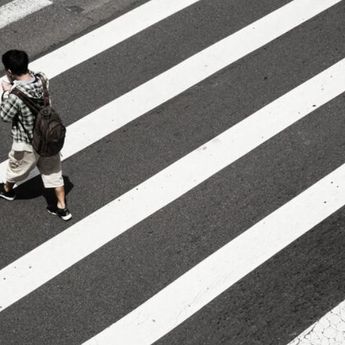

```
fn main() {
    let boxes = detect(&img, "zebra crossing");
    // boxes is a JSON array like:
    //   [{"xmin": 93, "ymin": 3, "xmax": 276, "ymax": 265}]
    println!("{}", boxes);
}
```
[
  {"xmin": 1, "ymin": 56, "xmax": 345, "ymax": 312},
  {"xmin": 0, "ymin": 0, "xmax": 345, "ymax": 344}
]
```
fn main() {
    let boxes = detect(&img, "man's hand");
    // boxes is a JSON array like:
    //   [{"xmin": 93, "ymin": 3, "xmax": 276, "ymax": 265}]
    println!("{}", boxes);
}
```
[{"xmin": 1, "ymin": 81, "xmax": 11, "ymax": 91}]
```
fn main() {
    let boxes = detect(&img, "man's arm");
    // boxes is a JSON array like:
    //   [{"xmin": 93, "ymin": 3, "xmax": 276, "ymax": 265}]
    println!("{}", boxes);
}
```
[{"xmin": 0, "ymin": 93, "xmax": 20, "ymax": 122}]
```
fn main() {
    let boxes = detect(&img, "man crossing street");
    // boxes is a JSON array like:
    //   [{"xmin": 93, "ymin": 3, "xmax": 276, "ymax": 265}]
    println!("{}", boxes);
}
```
[{"xmin": 0, "ymin": 49, "xmax": 72, "ymax": 221}]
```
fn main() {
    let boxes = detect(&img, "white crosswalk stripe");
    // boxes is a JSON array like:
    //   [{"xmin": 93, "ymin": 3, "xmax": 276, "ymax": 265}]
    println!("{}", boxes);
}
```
[{"xmin": 0, "ymin": 0, "xmax": 344, "ymax": 344}]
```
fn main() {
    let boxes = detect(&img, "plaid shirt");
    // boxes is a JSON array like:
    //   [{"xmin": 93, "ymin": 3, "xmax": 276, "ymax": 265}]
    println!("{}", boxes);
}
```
[{"xmin": 0, "ymin": 72, "xmax": 48, "ymax": 145}]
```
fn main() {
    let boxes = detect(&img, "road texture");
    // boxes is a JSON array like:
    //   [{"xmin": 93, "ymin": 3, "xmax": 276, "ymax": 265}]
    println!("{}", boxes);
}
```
[{"xmin": 0, "ymin": 0, "xmax": 345, "ymax": 344}]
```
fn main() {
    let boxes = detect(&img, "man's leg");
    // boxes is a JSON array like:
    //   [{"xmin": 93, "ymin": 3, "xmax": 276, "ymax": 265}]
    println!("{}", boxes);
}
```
[
  {"xmin": 0, "ymin": 150, "xmax": 37, "ymax": 201},
  {"xmin": 55, "ymin": 185, "xmax": 66, "ymax": 209},
  {"xmin": 38, "ymin": 154, "xmax": 72, "ymax": 221},
  {"xmin": 4, "ymin": 182, "xmax": 15, "ymax": 192},
  {"xmin": 0, "ymin": 181, "xmax": 16, "ymax": 200},
  {"xmin": 6, "ymin": 150, "xmax": 37, "ymax": 183},
  {"xmin": 50, "ymin": 184, "xmax": 71, "ymax": 221}
]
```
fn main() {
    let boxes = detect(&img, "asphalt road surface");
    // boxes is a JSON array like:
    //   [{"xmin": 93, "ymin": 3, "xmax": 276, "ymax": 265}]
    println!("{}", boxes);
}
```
[{"xmin": 0, "ymin": 0, "xmax": 345, "ymax": 344}]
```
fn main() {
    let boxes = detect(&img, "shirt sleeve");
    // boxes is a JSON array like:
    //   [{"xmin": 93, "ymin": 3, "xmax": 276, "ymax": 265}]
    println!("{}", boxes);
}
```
[{"xmin": 0, "ymin": 93, "xmax": 20, "ymax": 122}]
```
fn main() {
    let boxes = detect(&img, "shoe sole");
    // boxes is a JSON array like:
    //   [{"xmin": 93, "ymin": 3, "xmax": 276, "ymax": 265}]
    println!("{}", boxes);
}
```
[
  {"xmin": 60, "ymin": 213, "xmax": 72, "ymax": 221},
  {"xmin": 47, "ymin": 209, "xmax": 57, "ymax": 216},
  {"xmin": 0, "ymin": 194, "xmax": 16, "ymax": 201}
]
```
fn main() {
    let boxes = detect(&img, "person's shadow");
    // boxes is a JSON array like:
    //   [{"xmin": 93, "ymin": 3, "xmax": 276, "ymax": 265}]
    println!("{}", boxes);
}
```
[{"xmin": 15, "ymin": 175, "xmax": 73, "ymax": 207}]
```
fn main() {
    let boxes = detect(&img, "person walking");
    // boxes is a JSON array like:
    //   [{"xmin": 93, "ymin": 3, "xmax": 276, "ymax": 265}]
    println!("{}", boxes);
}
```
[{"xmin": 0, "ymin": 49, "xmax": 72, "ymax": 221}]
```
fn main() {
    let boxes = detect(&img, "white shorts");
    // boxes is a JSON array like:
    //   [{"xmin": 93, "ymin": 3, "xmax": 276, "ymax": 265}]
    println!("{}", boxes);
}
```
[{"xmin": 6, "ymin": 149, "xmax": 64, "ymax": 188}]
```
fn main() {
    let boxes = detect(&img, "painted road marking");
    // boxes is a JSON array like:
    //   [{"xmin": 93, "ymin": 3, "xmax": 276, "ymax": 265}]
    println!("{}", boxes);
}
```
[
  {"xmin": 29, "ymin": 0, "xmax": 202, "ymax": 78},
  {"xmin": 0, "ymin": 0, "xmax": 201, "ymax": 80},
  {"xmin": 0, "ymin": 56, "xmax": 344, "ymax": 312},
  {"xmin": 0, "ymin": 0, "xmax": 340, "ymax": 183},
  {"xmin": 0, "ymin": 0, "xmax": 52, "ymax": 29},
  {"xmin": 287, "ymin": 300, "xmax": 345, "ymax": 345},
  {"xmin": 82, "ymin": 165, "xmax": 345, "ymax": 345}
]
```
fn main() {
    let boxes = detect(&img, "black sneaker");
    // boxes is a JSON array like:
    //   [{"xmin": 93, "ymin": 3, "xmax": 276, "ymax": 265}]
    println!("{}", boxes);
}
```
[
  {"xmin": 0, "ymin": 184, "xmax": 16, "ymax": 201},
  {"xmin": 47, "ymin": 206, "xmax": 72, "ymax": 221}
]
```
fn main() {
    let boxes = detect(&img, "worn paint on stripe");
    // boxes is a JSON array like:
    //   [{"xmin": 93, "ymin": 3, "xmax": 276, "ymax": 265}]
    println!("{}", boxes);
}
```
[
  {"xmin": 0, "ymin": 0, "xmax": 341, "ymax": 183},
  {"xmin": 287, "ymin": 300, "xmax": 345, "ymax": 345},
  {"xmin": 0, "ymin": 55, "xmax": 344, "ymax": 312},
  {"xmin": 83, "ymin": 165, "xmax": 345, "ymax": 345},
  {"xmin": 0, "ymin": 0, "xmax": 52, "ymax": 29}
]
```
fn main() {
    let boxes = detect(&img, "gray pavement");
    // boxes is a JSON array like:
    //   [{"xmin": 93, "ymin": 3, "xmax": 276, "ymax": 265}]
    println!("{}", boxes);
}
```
[
  {"xmin": 0, "ymin": 0, "xmax": 147, "ymax": 61},
  {"xmin": 0, "ymin": 0, "xmax": 345, "ymax": 344}
]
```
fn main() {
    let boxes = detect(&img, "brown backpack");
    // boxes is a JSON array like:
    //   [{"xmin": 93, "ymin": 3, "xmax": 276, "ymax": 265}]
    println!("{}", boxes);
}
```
[{"xmin": 11, "ymin": 75, "xmax": 66, "ymax": 157}]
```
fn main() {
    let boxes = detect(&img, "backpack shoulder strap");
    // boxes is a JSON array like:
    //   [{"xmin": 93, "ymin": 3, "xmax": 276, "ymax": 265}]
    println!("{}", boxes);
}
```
[{"xmin": 11, "ymin": 88, "xmax": 41, "ymax": 114}]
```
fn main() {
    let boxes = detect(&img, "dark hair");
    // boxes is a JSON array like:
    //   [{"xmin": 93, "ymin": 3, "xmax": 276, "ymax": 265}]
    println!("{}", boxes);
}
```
[{"xmin": 2, "ymin": 50, "xmax": 29, "ymax": 75}]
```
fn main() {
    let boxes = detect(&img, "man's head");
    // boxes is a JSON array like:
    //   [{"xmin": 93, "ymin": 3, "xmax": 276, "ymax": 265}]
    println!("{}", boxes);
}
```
[{"xmin": 2, "ymin": 50, "xmax": 29, "ymax": 79}]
